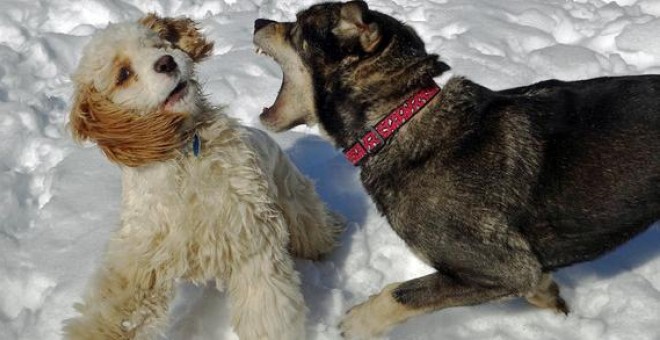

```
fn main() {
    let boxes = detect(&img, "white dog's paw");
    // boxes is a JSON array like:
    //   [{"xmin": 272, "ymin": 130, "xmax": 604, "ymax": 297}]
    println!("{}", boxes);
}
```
[{"xmin": 321, "ymin": 210, "xmax": 347, "ymax": 251}]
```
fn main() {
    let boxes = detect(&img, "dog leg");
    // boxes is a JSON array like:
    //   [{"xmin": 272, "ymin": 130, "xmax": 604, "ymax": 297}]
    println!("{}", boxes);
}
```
[
  {"xmin": 525, "ymin": 273, "xmax": 569, "ymax": 315},
  {"xmin": 63, "ymin": 256, "xmax": 175, "ymax": 340},
  {"xmin": 339, "ymin": 272, "xmax": 519, "ymax": 339},
  {"xmin": 340, "ymin": 214, "xmax": 551, "ymax": 339},
  {"xmin": 227, "ymin": 247, "xmax": 306, "ymax": 340},
  {"xmin": 272, "ymin": 148, "xmax": 343, "ymax": 260}
]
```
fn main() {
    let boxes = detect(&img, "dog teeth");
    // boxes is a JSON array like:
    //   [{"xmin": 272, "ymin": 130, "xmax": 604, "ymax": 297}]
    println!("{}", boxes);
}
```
[{"xmin": 254, "ymin": 47, "xmax": 272, "ymax": 57}]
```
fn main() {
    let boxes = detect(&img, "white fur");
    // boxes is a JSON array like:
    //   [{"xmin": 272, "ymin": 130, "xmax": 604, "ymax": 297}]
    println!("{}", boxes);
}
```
[{"xmin": 64, "ymin": 21, "xmax": 342, "ymax": 340}]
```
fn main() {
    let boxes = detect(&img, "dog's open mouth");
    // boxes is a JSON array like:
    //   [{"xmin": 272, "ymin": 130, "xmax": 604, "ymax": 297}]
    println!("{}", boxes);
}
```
[
  {"xmin": 164, "ymin": 81, "xmax": 188, "ymax": 108},
  {"xmin": 254, "ymin": 47, "xmax": 279, "ymax": 120},
  {"xmin": 253, "ymin": 45, "xmax": 305, "ymax": 131},
  {"xmin": 253, "ymin": 27, "xmax": 316, "ymax": 131}
]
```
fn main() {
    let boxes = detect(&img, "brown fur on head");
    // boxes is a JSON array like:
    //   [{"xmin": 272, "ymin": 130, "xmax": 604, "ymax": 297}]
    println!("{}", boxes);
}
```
[
  {"xmin": 69, "ymin": 20, "xmax": 209, "ymax": 167},
  {"xmin": 70, "ymin": 84, "xmax": 190, "ymax": 167},
  {"xmin": 139, "ymin": 13, "xmax": 214, "ymax": 62}
]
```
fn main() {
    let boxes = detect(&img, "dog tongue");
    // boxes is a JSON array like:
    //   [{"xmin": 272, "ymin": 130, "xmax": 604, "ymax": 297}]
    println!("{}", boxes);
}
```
[
  {"xmin": 260, "ymin": 79, "xmax": 287, "ymax": 122},
  {"xmin": 165, "ymin": 83, "xmax": 187, "ymax": 109}
]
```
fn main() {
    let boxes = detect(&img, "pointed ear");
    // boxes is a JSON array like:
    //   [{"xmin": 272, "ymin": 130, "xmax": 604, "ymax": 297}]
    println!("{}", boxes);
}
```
[
  {"xmin": 332, "ymin": 1, "xmax": 381, "ymax": 52},
  {"xmin": 429, "ymin": 55, "xmax": 451, "ymax": 76},
  {"xmin": 139, "ymin": 13, "xmax": 214, "ymax": 62},
  {"xmin": 392, "ymin": 55, "xmax": 451, "ymax": 88}
]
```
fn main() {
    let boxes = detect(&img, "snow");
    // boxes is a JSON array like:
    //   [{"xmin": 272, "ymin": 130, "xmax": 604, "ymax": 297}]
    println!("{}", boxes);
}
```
[{"xmin": 0, "ymin": 0, "xmax": 658, "ymax": 339}]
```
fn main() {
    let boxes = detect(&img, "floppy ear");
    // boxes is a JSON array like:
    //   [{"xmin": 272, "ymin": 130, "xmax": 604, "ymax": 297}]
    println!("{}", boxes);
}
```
[
  {"xmin": 332, "ymin": 0, "xmax": 381, "ymax": 52},
  {"xmin": 139, "ymin": 13, "xmax": 214, "ymax": 62},
  {"xmin": 68, "ymin": 84, "xmax": 188, "ymax": 167},
  {"xmin": 68, "ymin": 84, "xmax": 96, "ymax": 143}
]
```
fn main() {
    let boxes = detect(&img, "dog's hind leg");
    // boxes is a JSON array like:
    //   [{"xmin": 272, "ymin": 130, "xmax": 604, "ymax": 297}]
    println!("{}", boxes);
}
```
[
  {"xmin": 227, "ymin": 247, "xmax": 306, "ymax": 340},
  {"xmin": 525, "ymin": 272, "xmax": 569, "ymax": 314},
  {"xmin": 272, "ymin": 147, "xmax": 343, "ymax": 260}
]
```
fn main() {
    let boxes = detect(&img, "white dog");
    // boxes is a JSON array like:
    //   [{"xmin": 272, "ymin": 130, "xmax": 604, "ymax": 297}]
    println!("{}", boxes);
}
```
[{"xmin": 64, "ymin": 15, "xmax": 342, "ymax": 340}]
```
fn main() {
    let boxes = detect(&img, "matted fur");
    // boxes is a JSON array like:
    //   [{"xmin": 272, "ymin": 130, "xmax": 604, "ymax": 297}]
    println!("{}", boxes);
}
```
[{"xmin": 63, "ymin": 15, "xmax": 343, "ymax": 340}]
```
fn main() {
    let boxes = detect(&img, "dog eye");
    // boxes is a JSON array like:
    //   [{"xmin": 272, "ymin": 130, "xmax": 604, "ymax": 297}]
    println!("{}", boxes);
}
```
[{"xmin": 116, "ymin": 67, "xmax": 132, "ymax": 85}]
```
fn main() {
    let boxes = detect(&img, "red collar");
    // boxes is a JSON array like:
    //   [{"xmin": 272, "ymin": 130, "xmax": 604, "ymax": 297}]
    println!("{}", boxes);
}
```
[{"xmin": 343, "ymin": 84, "xmax": 441, "ymax": 166}]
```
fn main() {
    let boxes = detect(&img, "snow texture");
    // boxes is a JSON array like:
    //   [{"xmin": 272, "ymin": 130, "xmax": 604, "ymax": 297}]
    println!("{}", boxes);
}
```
[{"xmin": 0, "ymin": 0, "xmax": 659, "ymax": 339}]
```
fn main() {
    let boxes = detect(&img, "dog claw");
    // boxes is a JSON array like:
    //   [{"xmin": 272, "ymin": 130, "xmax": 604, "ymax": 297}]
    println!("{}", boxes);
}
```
[{"xmin": 557, "ymin": 298, "xmax": 570, "ymax": 316}]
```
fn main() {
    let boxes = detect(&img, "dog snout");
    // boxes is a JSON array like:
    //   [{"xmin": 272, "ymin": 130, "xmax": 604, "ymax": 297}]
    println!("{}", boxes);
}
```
[
  {"xmin": 154, "ymin": 55, "xmax": 178, "ymax": 74},
  {"xmin": 254, "ymin": 19, "xmax": 275, "ymax": 33}
]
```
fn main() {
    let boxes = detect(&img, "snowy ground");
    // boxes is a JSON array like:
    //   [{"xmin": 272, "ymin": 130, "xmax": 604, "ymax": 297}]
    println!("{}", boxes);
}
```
[{"xmin": 1, "ymin": 0, "xmax": 659, "ymax": 339}]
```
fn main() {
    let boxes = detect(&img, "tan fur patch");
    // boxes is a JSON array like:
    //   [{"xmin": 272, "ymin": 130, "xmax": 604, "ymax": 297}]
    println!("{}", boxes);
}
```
[
  {"xmin": 139, "ymin": 13, "xmax": 214, "ymax": 61},
  {"xmin": 341, "ymin": 282, "xmax": 428, "ymax": 339},
  {"xmin": 525, "ymin": 273, "xmax": 569, "ymax": 315},
  {"xmin": 69, "ymin": 84, "xmax": 190, "ymax": 167},
  {"xmin": 110, "ymin": 55, "xmax": 137, "ymax": 90}
]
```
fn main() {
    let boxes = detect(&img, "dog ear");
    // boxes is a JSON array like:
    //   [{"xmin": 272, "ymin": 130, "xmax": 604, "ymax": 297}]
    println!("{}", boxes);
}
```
[
  {"xmin": 68, "ymin": 84, "xmax": 120, "ymax": 143},
  {"xmin": 429, "ymin": 54, "xmax": 451, "ymax": 76},
  {"xmin": 392, "ymin": 54, "xmax": 451, "ymax": 88},
  {"xmin": 68, "ymin": 84, "xmax": 96, "ymax": 143},
  {"xmin": 332, "ymin": 0, "xmax": 381, "ymax": 53},
  {"xmin": 68, "ymin": 83, "xmax": 188, "ymax": 167},
  {"xmin": 139, "ymin": 13, "xmax": 214, "ymax": 62}
]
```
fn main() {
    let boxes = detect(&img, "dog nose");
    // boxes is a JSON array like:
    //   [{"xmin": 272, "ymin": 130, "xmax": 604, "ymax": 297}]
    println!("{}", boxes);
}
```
[
  {"xmin": 254, "ymin": 19, "xmax": 275, "ymax": 33},
  {"xmin": 154, "ymin": 55, "xmax": 177, "ymax": 74}
]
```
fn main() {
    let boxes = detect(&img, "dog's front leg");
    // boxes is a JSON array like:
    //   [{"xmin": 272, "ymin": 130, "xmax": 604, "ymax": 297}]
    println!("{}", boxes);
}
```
[
  {"xmin": 63, "ymin": 249, "xmax": 175, "ymax": 339},
  {"xmin": 227, "ymin": 247, "xmax": 306, "ymax": 340},
  {"xmin": 339, "ymin": 272, "xmax": 521, "ymax": 340},
  {"xmin": 339, "ymin": 231, "xmax": 552, "ymax": 340}
]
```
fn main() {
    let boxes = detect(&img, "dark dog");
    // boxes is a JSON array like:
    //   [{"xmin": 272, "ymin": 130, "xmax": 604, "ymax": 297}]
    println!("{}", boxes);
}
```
[{"xmin": 254, "ymin": 1, "xmax": 660, "ymax": 338}]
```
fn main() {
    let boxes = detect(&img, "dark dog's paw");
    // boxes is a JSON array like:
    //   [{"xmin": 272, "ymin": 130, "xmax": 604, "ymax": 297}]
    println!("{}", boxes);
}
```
[
  {"xmin": 339, "ymin": 300, "xmax": 380, "ymax": 340},
  {"xmin": 525, "ymin": 273, "xmax": 570, "ymax": 315},
  {"xmin": 339, "ymin": 283, "xmax": 406, "ymax": 339},
  {"xmin": 555, "ymin": 295, "xmax": 570, "ymax": 316}
]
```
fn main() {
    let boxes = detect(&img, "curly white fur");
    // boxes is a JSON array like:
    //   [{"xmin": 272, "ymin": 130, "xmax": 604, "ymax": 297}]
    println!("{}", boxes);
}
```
[{"xmin": 64, "ymin": 18, "xmax": 342, "ymax": 340}]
